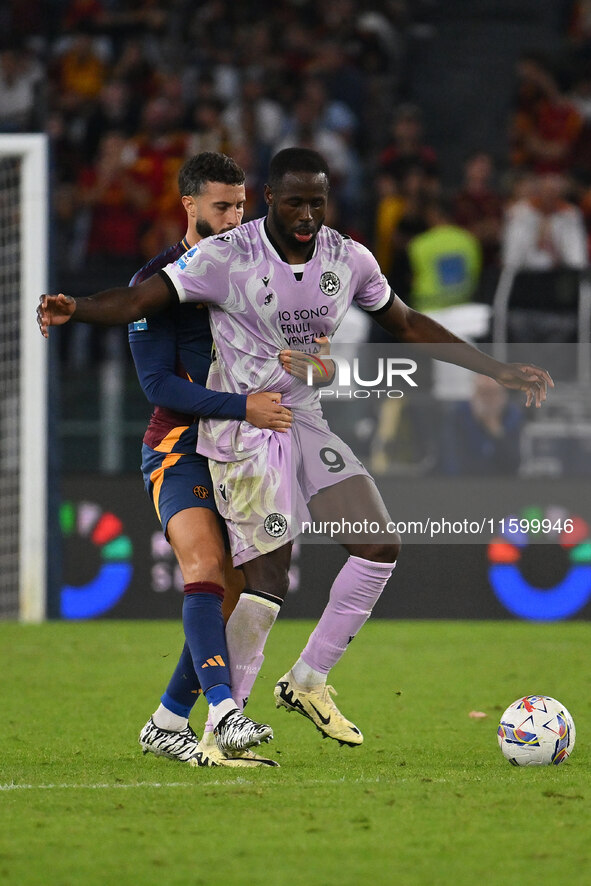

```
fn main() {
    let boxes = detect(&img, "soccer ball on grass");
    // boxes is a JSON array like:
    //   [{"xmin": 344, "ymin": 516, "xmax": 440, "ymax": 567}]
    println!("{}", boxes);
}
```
[{"xmin": 497, "ymin": 695, "xmax": 575, "ymax": 766}]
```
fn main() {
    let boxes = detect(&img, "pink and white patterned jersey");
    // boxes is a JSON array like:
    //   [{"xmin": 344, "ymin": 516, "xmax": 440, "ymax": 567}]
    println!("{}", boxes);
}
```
[{"xmin": 160, "ymin": 217, "xmax": 391, "ymax": 461}]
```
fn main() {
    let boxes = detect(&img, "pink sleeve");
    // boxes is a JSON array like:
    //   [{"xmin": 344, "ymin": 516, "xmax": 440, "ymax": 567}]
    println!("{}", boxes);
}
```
[
  {"xmin": 160, "ymin": 238, "xmax": 231, "ymax": 306},
  {"xmin": 352, "ymin": 243, "xmax": 392, "ymax": 312}
]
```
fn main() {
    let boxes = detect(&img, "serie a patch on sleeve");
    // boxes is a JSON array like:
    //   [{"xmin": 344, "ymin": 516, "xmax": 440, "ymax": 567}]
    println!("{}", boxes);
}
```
[
  {"xmin": 176, "ymin": 244, "xmax": 199, "ymax": 270},
  {"xmin": 131, "ymin": 318, "xmax": 148, "ymax": 331}
]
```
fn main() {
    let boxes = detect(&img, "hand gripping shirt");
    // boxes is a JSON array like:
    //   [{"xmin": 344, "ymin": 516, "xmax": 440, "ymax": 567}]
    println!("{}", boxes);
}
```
[{"xmin": 159, "ymin": 217, "xmax": 392, "ymax": 461}]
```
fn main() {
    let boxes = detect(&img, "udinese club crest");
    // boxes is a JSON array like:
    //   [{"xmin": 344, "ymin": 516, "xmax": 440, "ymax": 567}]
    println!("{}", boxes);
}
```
[
  {"xmin": 264, "ymin": 513, "xmax": 288, "ymax": 538},
  {"xmin": 319, "ymin": 270, "xmax": 340, "ymax": 296}
]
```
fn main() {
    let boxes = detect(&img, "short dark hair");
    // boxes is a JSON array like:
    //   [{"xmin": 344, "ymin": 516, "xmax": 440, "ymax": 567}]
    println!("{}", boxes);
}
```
[
  {"xmin": 267, "ymin": 148, "xmax": 330, "ymax": 190},
  {"xmin": 178, "ymin": 152, "xmax": 245, "ymax": 197}
]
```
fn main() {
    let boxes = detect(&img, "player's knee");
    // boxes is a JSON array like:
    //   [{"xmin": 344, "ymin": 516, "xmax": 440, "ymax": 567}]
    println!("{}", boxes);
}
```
[
  {"xmin": 251, "ymin": 567, "xmax": 290, "ymax": 599},
  {"xmin": 242, "ymin": 563, "xmax": 290, "ymax": 600},
  {"xmin": 355, "ymin": 538, "xmax": 401, "ymax": 564},
  {"xmin": 242, "ymin": 544, "xmax": 292, "ymax": 600},
  {"xmin": 181, "ymin": 551, "xmax": 226, "ymax": 585}
]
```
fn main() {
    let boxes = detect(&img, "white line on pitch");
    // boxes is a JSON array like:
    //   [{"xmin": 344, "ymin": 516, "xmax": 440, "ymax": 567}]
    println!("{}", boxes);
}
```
[
  {"xmin": 1, "ymin": 782, "xmax": 217, "ymax": 791},
  {"xmin": 1, "ymin": 776, "xmax": 385, "ymax": 792}
]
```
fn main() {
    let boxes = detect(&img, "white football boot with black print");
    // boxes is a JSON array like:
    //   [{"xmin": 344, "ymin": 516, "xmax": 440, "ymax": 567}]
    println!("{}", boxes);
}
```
[
  {"xmin": 213, "ymin": 708, "xmax": 273, "ymax": 754},
  {"xmin": 139, "ymin": 717, "xmax": 201, "ymax": 762}
]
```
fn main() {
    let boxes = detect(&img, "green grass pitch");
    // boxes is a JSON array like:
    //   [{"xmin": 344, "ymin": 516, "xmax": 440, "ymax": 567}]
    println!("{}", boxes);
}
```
[{"xmin": 1, "ymin": 619, "xmax": 590, "ymax": 886}]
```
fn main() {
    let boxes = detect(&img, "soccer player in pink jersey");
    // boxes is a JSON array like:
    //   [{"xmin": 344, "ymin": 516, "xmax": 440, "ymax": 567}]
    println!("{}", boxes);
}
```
[{"xmin": 39, "ymin": 148, "xmax": 553, "ymax": 749}]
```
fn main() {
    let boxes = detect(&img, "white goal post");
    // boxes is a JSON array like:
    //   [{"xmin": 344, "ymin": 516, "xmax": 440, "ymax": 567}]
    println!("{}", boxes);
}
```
[{"xmin": 0, "ymin": 134, "xmax": 49, "ymax": 621}]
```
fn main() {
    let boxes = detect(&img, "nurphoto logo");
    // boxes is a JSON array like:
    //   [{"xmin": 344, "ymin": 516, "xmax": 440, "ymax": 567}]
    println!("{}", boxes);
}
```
[{"xmin": 304, "ymin": 354, "xmax": 418, "ymax": 400}]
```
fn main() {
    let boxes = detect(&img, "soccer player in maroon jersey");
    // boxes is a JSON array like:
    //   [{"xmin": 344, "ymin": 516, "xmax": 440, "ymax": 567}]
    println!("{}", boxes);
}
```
[{"xmin": 129, "ymin": 153, "xmax": 289, "ymax": 766}]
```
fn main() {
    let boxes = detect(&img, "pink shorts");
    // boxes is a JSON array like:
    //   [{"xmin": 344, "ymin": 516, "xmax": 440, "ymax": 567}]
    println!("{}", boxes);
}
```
[{"xmin": 208, "ymin": 409, "xmax": 374, "ymax": 565}]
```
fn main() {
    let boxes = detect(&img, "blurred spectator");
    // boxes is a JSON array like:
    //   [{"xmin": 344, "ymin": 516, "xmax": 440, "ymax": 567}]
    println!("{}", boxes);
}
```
[
  {"xmin": 301, "ymin": 77, "xmax": 358, "ymax": 147},
  {"xmin": 81, "ymin": 79, "xmax": 139, "ymax": 163},
  {"xmin": 110, "ymin": 38, "xmax": 158, "ymax": 97},
  {"xmin": 378, "ymin": 103, "xmax": 439, "ymax": 187},
  {"xmin": 406, "ymin": 198, "xmax": 486, "ymax": 401},
  {"xmin": 186, "ymin": 99, "xmax": 232, "ymax": 159},
  {"xmin": 157, "ymin": 73, "xmax": 187, "ymax": 132},
  {"xmin": 0, "ymin": 46, "xmax": 44, "ymax": 132},
  {"xmin": 501, "ymin": 173, "xmax": 588, "ymax": 270},
  {"xmin": 373, "ymin": 173, "xmax": 407, "ymax": 276},
  {"xmin": 222, "ymin": 72, "xmax": 285, "ymax": 151},
  {"xmin": 236, "ymin": 22, "xmax": 275, "ymax": 80},
  {"xmin": 454, "ymin": 152, "xmax": 503, "ymax": 270},
  {"xmin": 278, "ymin": 22, "xmax": 315, "ymax": 77},
  {"xmin": 126, "ymin": 97, "xmax": 189, "ymax": 257},
  {"xmin": 389, "ymin": 168, "xmax": 434, "ymax": 298},
  {"xmin": 275, "ymin": 96, "xmax": 350, "ymax": 177},
  {"xmin": 52, "ymin": 26, "xmax": 110, "ymax": 113},
  {"xmin": 77, "ymin": 130, "xmax": 148, "ymax": 267},
  {"xmin": 499, "ymin": 171, "xmax": 588, "ymax": 345},
  {"xmin": 273, "ymin": 94, "xmax": 361, "ymax": 215},
  {"xmin": 354, "ymin": 7, "xmax": 406, "ymax": 79},
  {"xmin": 373, "ymin": 164, "xmax": 432, "ymax": 290},
  {"xmin": 306, "ymin": 40, "xmax": 366, "ymax": 125},
  {"xmin": 407, "ymin": 197, "xmax": 482, "ymax": 313},
  {"xmin": 59, "ymin": 130, "xmax": 151, "ymax": 369},
  {"xmin": 209, "ymin": 46, "xmax": 242, "ymax": 105},
  {"xmin": 351, "ymin": 8, "xmax": 407, "ymax": 153},
  {"xmin": 509, "ymin": 52, "xmax": 583, "ymax": 174},
  {"xmin": 453, "ymin": 151, "xmax": 504, "ymax": 302},
  {"xmin": 438, "ymin": 376, "xmax": 523, "ymax": 476}
]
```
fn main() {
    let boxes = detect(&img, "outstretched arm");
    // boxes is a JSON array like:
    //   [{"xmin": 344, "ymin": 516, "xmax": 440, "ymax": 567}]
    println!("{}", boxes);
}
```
[
  {"xmin": 37, "ymin": 274, "xmax": 172, "ymax": 338},
  {"xmin": 374, "ymin": 295, "xmax": 554, "ymax": 407}
]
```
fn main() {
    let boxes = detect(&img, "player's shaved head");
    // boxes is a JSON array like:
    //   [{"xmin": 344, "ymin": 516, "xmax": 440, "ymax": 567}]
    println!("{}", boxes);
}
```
[
  {"xmin": 267, "ymin": 148, "xmax": 330, "ymax": 192},
  {"xmin": 179, "ymin": 152, "xmax": 245, "ymax": 198}
]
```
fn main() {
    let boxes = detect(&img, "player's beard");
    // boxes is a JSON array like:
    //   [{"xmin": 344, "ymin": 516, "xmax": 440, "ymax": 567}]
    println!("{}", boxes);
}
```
[
  {"xmin": 195, "ymin": 217, "xmax": 216, "ymax": 239},
  {"xmin": 195, "ymin": 217, "xmax": 237, "ymax": 239}
]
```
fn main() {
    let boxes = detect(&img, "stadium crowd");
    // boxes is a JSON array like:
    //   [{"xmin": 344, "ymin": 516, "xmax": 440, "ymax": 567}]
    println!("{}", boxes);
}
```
[
  {"xmin": 3, "ymin": 0, "xmax": 591, "ymax": 319},
  {"xmin": 5, "ymin": 0, "xmax": 591, "ymax": 474}
]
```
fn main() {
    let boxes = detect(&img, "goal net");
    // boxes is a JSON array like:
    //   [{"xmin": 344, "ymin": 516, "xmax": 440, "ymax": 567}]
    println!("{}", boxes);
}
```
[{"xmin": 0, "ymin": 135, "xmax": 48, "ymax": 621}]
